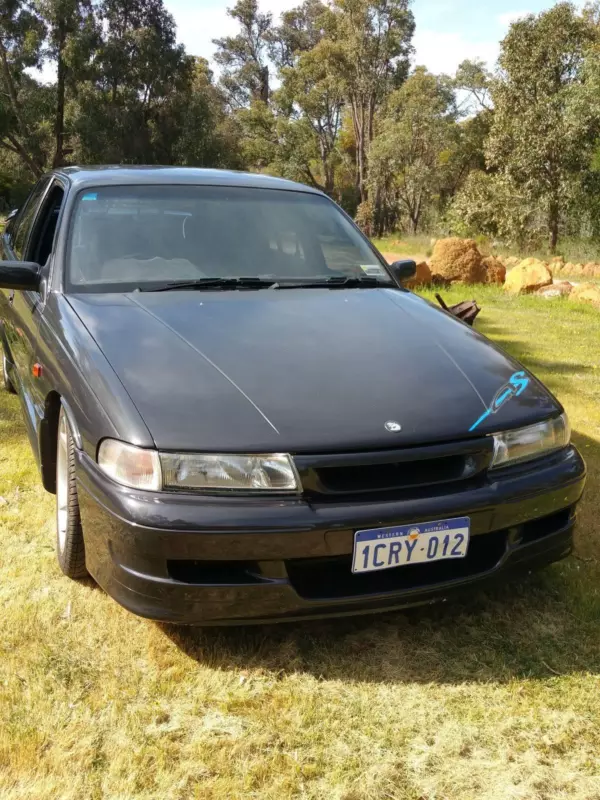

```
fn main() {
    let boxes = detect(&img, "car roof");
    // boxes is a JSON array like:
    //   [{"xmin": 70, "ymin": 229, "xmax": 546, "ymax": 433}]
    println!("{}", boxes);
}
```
[{"xmin": 52, "ymin": 165, "xmax": 322, "ymax": 195}]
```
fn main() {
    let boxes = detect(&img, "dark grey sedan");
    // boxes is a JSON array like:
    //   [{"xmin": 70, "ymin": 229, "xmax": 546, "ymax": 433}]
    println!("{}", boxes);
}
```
[{"xmin": 0, "ymin": 167, "xmax": 586, "ymax": 624}]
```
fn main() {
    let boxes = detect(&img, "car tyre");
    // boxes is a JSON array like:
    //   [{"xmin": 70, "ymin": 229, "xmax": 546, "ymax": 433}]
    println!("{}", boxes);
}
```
[
  {"xmin": 56, "ymin": 406, "xmax": 88, "ymax": 579},
  {"xmin": 2, "ymin": 352, "xmax": 16, "ymax": 394}
]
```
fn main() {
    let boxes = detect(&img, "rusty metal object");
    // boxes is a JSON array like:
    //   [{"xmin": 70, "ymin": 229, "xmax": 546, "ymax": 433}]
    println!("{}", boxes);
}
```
[{"xmin": 435, "ymin": 294, "xmax": 481, "ymax": 327}]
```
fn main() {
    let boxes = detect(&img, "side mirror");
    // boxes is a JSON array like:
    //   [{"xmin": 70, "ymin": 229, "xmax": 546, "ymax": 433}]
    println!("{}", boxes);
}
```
[
  {"xmin": 6, "ymin": 208, "xmax": 18, "ymax": 222},
  {"xmin": 389, "ymin": 259, "xmax": 417, "ymax": 283},
  {"xmin": 0, "ymin": 261, "xmax": 41, "ymax": 291}
]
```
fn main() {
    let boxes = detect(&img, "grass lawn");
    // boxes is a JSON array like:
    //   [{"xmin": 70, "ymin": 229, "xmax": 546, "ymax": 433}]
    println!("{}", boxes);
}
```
[{"xmin": 1, "ymin": 287, "xmax": 600, "ymax": 799}]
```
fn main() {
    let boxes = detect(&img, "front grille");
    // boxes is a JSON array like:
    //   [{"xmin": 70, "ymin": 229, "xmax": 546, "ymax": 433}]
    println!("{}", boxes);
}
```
[
  {"xmin": 295, "ymin": 439, "xmax": 493, "ymax": 498},
  {"xmin": 316, "ymin": 455, "xmax": 469, "ymax": 493}
]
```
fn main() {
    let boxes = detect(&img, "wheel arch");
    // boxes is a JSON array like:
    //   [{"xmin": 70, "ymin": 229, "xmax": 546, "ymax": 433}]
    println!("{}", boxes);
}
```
[{"xmin": 39, "ymin": 392, "xmax": 82, "ymax": 493}]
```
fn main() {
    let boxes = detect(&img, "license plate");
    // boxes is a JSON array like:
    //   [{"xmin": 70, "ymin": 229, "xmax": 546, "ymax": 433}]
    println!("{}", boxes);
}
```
[{"xmin": 352, "ymin": 517, "xmax": 470, "ymax": 574}]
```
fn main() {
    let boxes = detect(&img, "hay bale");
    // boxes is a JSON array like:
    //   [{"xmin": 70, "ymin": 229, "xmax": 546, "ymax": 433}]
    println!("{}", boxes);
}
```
[
  {"xmin": 429, "ymin": 238, "xmax": 486, "ymax": 284},
  {"xmin": 482, "ymin": 256, "xmax": 506, "ymax": 285}
]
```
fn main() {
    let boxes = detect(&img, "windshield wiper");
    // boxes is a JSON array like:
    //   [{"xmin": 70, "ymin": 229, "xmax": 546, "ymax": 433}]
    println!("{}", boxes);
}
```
[
  {"xmin": 139, "ymin": 277, "xmax": 278, "ymax": 292},
  {"xmin": 272, "ymin": 275, "xmax": 384, "ymax": 289}
]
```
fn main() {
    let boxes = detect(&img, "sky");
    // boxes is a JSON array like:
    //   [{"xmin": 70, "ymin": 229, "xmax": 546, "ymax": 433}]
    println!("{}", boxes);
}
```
[{"xmin": 167, "ymin": 0, "xmax": 556, "ymax": 77}]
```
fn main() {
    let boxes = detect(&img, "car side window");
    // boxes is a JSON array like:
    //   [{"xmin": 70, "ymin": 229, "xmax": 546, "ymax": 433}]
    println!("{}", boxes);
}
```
[
  {"xmin": 12, "ymin": 177, "xmax": 51, "ymax": 260},
  {"xmin": 26, "ymin": 182, "xmax": 65, "ymax": 267}
]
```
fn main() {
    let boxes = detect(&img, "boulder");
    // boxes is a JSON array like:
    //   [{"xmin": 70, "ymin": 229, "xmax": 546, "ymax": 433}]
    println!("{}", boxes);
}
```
[
  {"xmin": 482, "ymin": 256, "xmax": 506, "ymax": 285},
  {"xmin": 429, "ymin": 238, "xmax": 486, "ymax": 284},
  {"xmin": 504, "ymin": 258, "xmax": 553, "ymax": 294},
  {"xmin": 537, "ymin": 282, "xmax": 573, "ymax": 298},
  {"xmin": 570, "ymin": 283, "xmax": 600, "ymax": 307},
  {"xmin": 503, "ymin": 256, "xmax": 520, "ymax": 269},
  {"xmin": 562, "ymin": 262, "xmax": 577, "ymax": 275},
  {"xmin": 583, "ymin": 262, "xmax": 600, "ymax": 278},
  {"xmin": 404, "ymin": 261, "xmax": 433, "ymax": 288}
]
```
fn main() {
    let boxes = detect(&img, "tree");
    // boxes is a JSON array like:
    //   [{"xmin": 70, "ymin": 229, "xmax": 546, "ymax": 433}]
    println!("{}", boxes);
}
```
[
  {"xmin": 277, "ymin": 47, "xmax": 343, "ymax": 195},
  {"xmin": 268, "ymin": 0, "xmax": 342, "ymax": 195},
  {"xmin": 268, "ymin": 0, "xmax": 327, "ymax": 69},
  {"xmin": 213, "ymin": 0, "xmax": 272, "ymax": 108},
  {"xmin": 368, "ymin": 67, "xmax": 456, "ymax": 234},
  {"xmin": 0, "ymin": 0, "xmax": 47, "ymax": 175},
  {"xmin": 454, "ymin": 59, "xmax": 492, "ymax": 114},
  {"xmin": 71, "ymin": 0, "xmax": 196, "ymax": 164},
  {"xmin": 319, "ymin": 0, "xmax": 414, "ymax": 202},
  {"xmin": 37, "ymin": 0, "xmax": 98, "ymax": 166},
  {"xmin": 486, "ymin": 3, "xmax": 597, "ymax": 251}
]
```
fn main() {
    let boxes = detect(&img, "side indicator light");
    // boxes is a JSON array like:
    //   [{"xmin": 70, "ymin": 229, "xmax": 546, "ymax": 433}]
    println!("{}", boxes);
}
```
[{"xmin": 32, "ymin": 363, "xmax": 43, "ymax": 378}]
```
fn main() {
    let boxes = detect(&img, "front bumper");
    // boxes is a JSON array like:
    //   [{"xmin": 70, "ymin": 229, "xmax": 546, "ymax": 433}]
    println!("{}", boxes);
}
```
[{"xmin": 75, "ymin": 446, "xmax": 586, "ymax": 624}]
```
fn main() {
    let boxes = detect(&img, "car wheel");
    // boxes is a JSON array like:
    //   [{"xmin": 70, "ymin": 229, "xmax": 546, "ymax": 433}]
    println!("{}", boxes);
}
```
[
  {"xmin": 56, "ymin": 407, "xmax": 88, "ymax": 579},
  {"xmin": 2, "ymin": 352, "xmax": 16, "ymax": 394}
]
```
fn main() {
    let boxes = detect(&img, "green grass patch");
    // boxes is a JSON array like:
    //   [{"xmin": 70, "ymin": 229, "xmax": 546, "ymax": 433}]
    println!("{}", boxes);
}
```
[{"xmin": 1, "ymin": 287, "xmax": 600, "ymax": 799}]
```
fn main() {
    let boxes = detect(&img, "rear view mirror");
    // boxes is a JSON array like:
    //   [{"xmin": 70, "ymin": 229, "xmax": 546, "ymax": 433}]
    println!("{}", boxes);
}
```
[
  {"xmin": 0, "ymin": 261, "xmax": 41, "ymax": 291},
  {"xmin": 389, "ymin": 259, "xmax": 417, "ymax": 283}
]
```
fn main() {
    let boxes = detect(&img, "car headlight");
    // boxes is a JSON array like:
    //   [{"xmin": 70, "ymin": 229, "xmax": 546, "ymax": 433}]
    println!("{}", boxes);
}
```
[
  {"xmin": 97, "ymin": 439, "xmax": 162, "ymax": 490},
  {"xmin": 160, "ymin": 453, "xmax": 299, "ymax": 492},
  {"xmin": 490, "ymin": 413, "xmax": 570, "ymax": 469},
  {"xmin": 97, "ymin": 441, "xmax": 299, "ymax": 493}
]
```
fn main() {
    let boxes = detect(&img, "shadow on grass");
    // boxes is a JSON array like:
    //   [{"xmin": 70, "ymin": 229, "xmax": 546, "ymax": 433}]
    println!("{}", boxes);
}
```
[
  {"xmin": 163, "ymin": 429, "xmax": 599, "ymax": 686},
  {"xmin": 476, "ymin": 317, "xmax": 597, "ymax": 402}
]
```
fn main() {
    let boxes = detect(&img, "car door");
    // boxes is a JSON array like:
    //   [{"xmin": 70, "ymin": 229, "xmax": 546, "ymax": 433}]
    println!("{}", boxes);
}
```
[
  {"xmin": 1, "ymin": 177, "xmax": 65, "ymax": 445},
  {"xmin": 0, "ymin": 177, "xmax": 51, "ymax": 386}
]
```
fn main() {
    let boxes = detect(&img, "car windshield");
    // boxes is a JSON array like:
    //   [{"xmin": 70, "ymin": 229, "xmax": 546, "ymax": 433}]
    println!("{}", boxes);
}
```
[{"xmin": 67, "ymin": 184, "xmax": 392, "ymax": 292}]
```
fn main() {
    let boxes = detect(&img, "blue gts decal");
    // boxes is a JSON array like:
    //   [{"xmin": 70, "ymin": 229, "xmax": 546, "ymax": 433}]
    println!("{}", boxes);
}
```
[
  {"xmin": 469, "ymin": 371, "xmax": 529, "ymax": 432},
  {"xmin": 82, "ymin": 192, "xmax": 98, "ymax": 201}
]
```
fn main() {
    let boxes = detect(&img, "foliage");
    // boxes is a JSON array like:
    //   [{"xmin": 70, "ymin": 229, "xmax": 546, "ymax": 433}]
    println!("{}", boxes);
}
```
[
  {"xmin": 368, "ymin": 67, "xmax": 456, "ymax": 235},
  {"xmin": 485, "ymin": 2, "xmax": 598, "ymax": 252},
  {"xmin": 3, "ymin": 0, "xmax": 600, "ymax": 256},
  {"xmin": 318, "ymin": 0, "xmax": 414, "ymax": 202},
  {"xmin": 213, "ymin": 0, "xmax": 272, "ymax": 108}
]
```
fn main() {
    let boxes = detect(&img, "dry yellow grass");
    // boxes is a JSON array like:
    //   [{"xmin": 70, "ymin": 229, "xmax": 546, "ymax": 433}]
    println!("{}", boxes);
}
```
[{"xmin": 1, "ymin": 286, "xmax": 600, "ymax": 799}]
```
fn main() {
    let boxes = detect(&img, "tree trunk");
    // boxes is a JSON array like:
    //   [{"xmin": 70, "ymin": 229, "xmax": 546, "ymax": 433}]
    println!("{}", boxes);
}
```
[
  {"xmin": 549, "ymin": 197, "xmax": 559, "ymax": 254},
  {"xmin": 53, "ymin": 23, "xmax": 67, "ymax": 168},
  {"xmin": 349, "ymin": 98, "xmax": 368, "ymax": 202}
]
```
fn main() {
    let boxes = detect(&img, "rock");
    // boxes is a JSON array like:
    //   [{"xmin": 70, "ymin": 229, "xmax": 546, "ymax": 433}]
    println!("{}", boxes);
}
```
[
  {"xmin": 562, "ymin": 262, "xmax": 577, "ymax": 275},
  {"xmin": 571, "ymin": 263, "xmax": 585, "ymax": 276},
  {"xmin": 570, "ymin": 283, "xmax": 600, "ymax": 307},
  {"xmin": 504, "ymin": 258, "xmax": 553, "ymax": 294},
  {"xmin": 482, "ymin": 256, "xmax": 506, "ymax": 285},
  {"xmin": 537, "ymin": 282, "xmax": 573, "ymax": 298},
  {"xmin": 429, "ymin": 238, "xmax": 486, "ymax": 284},
  {"xmin": 404, "ymin": 261, "xmax": 432, "ymax": 288},
  {"xmin": 583, "ymin": 262, "xmax": 600, "ymax": 278},
  {"xmin": 550, "ymin": 256, "xmax": 565, "ymax": 266},
  {"xmin": 503, "ymin": 256, "xmax": 520, "ymax": 269}
]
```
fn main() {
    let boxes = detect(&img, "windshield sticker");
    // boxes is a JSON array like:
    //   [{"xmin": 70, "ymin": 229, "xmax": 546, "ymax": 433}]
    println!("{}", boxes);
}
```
[
  {"xmin": 82, "ymin": 192, "xmax": 98, "ymax": 202},
  {"xmin": 360, "ymin": 264, "xmax": 387, "ymax": 277},
  {"xmin": 469, "ymin": 371, "xmax": 529, "ymax": 432}
]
